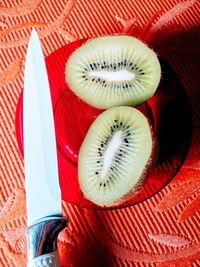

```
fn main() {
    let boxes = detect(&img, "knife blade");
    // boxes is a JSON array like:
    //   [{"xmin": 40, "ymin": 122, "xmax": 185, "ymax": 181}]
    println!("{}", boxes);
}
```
[{"xmin": 23, "ymin": 28, "xmax": 67, "ymax": 267}]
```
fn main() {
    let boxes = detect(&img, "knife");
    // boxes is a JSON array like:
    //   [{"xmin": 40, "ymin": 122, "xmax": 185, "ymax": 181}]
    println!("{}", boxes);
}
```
[{"xmin": 23, "ymin": 28, "xmax": 68, "ymax": 267}]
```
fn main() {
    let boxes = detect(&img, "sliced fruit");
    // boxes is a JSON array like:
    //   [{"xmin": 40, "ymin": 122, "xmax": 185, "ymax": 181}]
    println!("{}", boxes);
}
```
[
  {"xmin": 78, "ymin": 106, "xmax": 153, "ymax": 206},
  {"xmin": 66, "ymin": 35, "xmax": 161, "ymax": 109}
]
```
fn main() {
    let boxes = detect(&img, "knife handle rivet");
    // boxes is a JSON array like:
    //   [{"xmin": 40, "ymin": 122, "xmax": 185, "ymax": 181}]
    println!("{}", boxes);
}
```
[{"xmin": 43, "ymin": 258, "xmax": 48, "ymax": 265}]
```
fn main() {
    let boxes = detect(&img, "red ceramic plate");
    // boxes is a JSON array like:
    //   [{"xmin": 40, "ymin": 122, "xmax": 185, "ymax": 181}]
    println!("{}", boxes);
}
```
[{"xmin": 15, "ymin": 39, "xmax": 192, "ymax": 209}]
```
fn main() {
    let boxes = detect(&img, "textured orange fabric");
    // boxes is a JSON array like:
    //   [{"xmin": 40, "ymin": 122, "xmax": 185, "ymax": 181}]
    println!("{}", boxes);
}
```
[{"xmin": 0, "ymin": 0, "xmax": 200, "ymax": 266}]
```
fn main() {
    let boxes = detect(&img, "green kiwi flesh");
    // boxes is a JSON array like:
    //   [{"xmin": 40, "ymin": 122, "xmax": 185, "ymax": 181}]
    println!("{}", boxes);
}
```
[
  {"xmin": 78, "ymin": 106, "xmax": 153, "ymax": 206},
  {"xmin": 66, "ymin": 35, "xmax": 161, "ymax": 109}
]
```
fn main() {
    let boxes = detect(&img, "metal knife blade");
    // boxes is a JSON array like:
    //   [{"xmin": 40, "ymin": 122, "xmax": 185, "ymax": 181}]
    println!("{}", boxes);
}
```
[
  {"xmin": 24, "ymin": 29, "xmax": 67, "ymax": 266},
  {"xmin": 24, "ymin": 28, "xmax": 62, "ymax": 226}
]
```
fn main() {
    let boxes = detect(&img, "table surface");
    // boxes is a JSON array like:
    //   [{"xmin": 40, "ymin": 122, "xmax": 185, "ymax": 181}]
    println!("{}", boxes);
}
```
[{"xmin": 0, "ymin": 0, "xmax": 199, "ymax": 266}]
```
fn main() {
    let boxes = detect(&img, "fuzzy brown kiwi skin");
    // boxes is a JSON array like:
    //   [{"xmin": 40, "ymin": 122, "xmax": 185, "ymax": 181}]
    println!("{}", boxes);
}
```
[
  {"xmin": 98, "ymin": 121, "xmax": 158, "ymax": 208},
  {"xmin": 82, "ymin": 33, "xmax": 150, "ymax": 46}
]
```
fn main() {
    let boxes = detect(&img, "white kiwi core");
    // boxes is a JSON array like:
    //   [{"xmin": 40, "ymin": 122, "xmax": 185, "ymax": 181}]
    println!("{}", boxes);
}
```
[
  {"xmin": 89, "ymin": 69, "xmax": 135, "ymax": 82},
  {"xmin": 101, "ymin": 131, "xmax": 122, "ymax": 177}
]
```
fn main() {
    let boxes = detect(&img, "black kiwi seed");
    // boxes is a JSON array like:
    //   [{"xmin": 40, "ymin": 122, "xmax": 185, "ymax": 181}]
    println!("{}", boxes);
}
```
[
  {"xmin": 129, "ymin": 62, "xmax": 133, "ymax": 66},
  {"xmin": 92, "ymin": 78, "xmax": 95, "ymax": 81},
  {"xmin": 82, "ymin": 76, "xmax": 86, "ymax": 78},
  {"xmin": 100, "ymin": 182, "xmax": 102, "ymax": 186},
  {"xmin": 124, "ymin": 138, "xmax": 129, "ymax": 143},
  {"xmin": 98, "ymin": 148, "xmax": 101, "ymax": 151},
  {"xmin": 95, "ymin": 172, "xmax": 99, "ymax": 175},
  {"xmin": 114, "ymin": 120, "xmax": 118, "ymax": 122},
  {"xmin": 97, "ymin": 160, "xmax": 100, "ymax": 163},
  {"xmin": 104, "ymin": 183, "xmax": 106, "ymax": 187}
]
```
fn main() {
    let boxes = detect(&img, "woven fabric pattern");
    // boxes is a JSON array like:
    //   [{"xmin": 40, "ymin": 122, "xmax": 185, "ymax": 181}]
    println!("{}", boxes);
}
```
[{"xmin": 0, "ymin": 0, "xmax": 199, "ymax": 266}]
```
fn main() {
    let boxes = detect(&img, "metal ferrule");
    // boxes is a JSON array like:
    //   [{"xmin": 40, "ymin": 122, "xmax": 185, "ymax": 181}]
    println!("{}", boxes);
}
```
[{"xmin": 27, "ymin": 216, "xmax": 68, "ymax": 261}]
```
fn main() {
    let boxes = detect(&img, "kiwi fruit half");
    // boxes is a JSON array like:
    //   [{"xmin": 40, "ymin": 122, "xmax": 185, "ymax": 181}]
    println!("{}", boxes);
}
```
[
  {"xmin": 66, "ymin": 35, "xmax": 161, "ymax": 109},
  {"xmin": 78, "ymin": 106, "xmax": 153, "ymax": 206}
]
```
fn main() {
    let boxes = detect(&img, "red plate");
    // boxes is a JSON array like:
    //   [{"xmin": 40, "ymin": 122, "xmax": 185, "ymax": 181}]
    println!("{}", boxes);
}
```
[{"xmin": 15, "ymin": 39, "xmax": 192, "ymax": 209}]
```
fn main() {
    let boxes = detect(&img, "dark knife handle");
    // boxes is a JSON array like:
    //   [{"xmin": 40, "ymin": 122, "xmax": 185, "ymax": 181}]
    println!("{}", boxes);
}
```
[{"xmin": 27, "ymin": 216, "xmax": 68, "ymax": 267}]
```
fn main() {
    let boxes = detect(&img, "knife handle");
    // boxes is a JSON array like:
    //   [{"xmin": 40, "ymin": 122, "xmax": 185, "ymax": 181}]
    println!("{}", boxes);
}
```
[
  {"xmin": 27, "ymin": 216, "xmax": 68, "ymax": 267},
  {"xmin": 27, "ymin": 250, "xmax": 60, "ymax": 267}
]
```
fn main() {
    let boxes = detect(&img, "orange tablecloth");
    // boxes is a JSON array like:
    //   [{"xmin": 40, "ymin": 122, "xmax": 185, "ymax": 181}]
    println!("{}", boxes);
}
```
[{"xmin": 0, "ymin": 0, "xmax": 199, "ymax": 266}]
